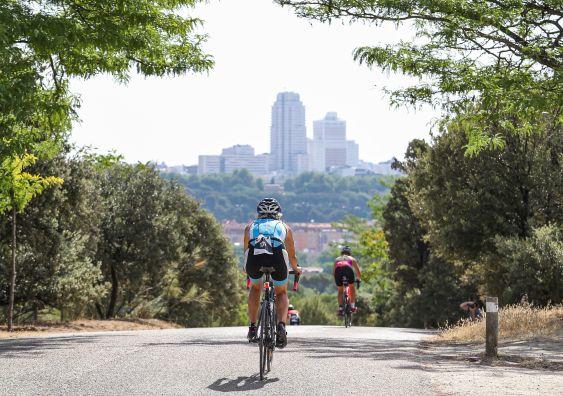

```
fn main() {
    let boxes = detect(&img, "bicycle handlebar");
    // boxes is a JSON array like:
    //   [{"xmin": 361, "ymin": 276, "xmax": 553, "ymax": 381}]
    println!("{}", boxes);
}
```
[{"xmin": 289, "ymin": 269, "xmax": 300, "ymax": 292}]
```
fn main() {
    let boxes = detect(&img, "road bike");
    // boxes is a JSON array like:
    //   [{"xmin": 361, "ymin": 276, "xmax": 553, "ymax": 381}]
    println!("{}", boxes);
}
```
[
  {"xmin": 341, "ymin": 277, "xmax": 360, "ymax": 328},
  {"xmin": 250, "ymin": 267, "xmax": 299, "ymax": 381}
]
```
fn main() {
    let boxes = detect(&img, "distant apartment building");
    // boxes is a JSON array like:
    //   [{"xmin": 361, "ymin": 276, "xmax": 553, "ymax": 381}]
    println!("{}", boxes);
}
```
[
  {"xmin": 198, "ymin": 155, "xmax": 222, "ymax": 174},
  {"xmin": 198, "ymin": 145, "xmax": 269, "ymax": 175},
  {"xmin": 221, "ymin": 145, "xmax": 269, "ymax": 174},
  {"xmin": 270, "ymin": 92, "xmax": 308, "ymax": 174}
]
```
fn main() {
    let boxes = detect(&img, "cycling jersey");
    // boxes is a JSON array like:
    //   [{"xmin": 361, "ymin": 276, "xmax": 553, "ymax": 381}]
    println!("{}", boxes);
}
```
[
  {"xmin": 245, "ymin": 218, "xmax": 289, "ymax": 286},
  {"xmin": 334, "ymin": 255, "xmax": 356, "ymax": 286}
]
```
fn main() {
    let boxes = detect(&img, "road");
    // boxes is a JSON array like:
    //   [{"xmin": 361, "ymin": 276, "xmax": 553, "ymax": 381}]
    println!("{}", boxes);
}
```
[{"xmin": 0, "ymin": 326, "xmax": 434, "ymax": 395}]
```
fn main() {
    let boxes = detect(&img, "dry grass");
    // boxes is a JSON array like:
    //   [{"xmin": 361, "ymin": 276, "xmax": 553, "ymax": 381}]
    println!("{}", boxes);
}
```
[
  {"xmin": 0, "ymin": 318, "xmax": 181, "ymax": 339},
  {"xmin": 436, "ymin": 304, "xmax": 563, "ymax": 343}
]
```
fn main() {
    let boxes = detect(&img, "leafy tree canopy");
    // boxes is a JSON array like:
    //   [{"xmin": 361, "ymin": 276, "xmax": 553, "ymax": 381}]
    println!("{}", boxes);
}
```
[{"xmin": 277, "ymin": 0, "xmax": 562, "ymax": 151}]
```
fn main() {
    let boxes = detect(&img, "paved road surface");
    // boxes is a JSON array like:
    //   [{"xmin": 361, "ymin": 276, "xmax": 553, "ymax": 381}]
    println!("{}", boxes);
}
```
[{"xmin": 0, "ymin": 326, "xmax": 434, "ymax": 395}]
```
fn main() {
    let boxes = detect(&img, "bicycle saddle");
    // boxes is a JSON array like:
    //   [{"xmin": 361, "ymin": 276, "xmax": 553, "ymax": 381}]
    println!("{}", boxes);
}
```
[{"xmin": 259, "ymin": 267, "xmax": 276, "ymax": 273}]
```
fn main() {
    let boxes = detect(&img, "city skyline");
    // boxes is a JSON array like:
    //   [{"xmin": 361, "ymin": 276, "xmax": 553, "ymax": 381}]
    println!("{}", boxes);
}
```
[
  {"xmin": 70, "ymin": 0, "xmax": 438, "ymax": 167},
  {"xmin": 191, "ymin": 91, "xmax": 390, "ymax": 177}
]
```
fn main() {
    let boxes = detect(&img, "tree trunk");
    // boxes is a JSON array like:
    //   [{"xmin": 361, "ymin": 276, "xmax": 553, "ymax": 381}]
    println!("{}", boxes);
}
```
[
  {"xmin": 7, "ymin": 203, "xmax": 17, "ymax": 332},
  {"xmin": 33, "ymin": 302, "xmax": 38, "ymax": 325},
  {"xmin": 106, "ymin": 263, "xmax": 119, "ymax": 319}
]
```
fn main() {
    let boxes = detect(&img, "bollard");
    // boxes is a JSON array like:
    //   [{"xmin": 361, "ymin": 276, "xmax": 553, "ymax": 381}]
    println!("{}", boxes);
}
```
[{"xmin": 485, "ymin": 297, "xmax": 498, "ymax": 357}]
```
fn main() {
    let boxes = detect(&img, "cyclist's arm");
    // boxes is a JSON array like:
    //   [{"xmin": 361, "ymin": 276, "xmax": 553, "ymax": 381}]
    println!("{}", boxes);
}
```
[
  {"xmin": 243, "ymin": 223, "xmax": 250, "ymax": 262},
  {"xmin": 284, "ymin": 225, "xmax": 300, "ymax": 271},
  {"xmin": 351, "ymin": 257, "xmax": 361, "ymax": 281}
]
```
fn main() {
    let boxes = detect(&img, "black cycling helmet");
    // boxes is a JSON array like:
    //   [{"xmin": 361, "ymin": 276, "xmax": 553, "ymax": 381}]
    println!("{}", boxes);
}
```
[
  {"xmin": 341, "ymin": 245, "xmax": 352, "ymax": 255},
  {"xmin": 257, "ymin": 197, "xmax": 282, "ymax": 218}
]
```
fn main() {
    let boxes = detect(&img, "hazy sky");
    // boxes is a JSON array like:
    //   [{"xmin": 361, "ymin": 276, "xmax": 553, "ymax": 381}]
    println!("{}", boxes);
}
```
[{"xmin": 70, "ymin": 0, "xmax": 439, "ymax": 166}]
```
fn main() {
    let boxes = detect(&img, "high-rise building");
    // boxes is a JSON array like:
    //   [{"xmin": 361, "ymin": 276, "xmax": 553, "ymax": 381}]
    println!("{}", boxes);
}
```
[
  {"xmin": 270, "ymin": 92, "xmax": 307, "ymax": 173},
  {"xmin": 313, "ymin": 112, "xmax": 347, "ymax": 169},
  {"xmin": 346, "ymin": 140, "xmax": 359, "ymax": 167}
]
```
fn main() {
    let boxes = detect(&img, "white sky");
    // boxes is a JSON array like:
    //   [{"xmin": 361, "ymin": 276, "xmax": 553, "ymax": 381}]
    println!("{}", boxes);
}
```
[{"xmin": 70, "ymin": 0, "xmax": 439, "ymax": 166}]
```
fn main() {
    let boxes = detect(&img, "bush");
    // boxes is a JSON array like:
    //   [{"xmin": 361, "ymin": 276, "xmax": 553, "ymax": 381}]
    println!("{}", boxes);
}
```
[{"xmin": 483, "ymin": 225, "xmax": 563, "ymax": 305}]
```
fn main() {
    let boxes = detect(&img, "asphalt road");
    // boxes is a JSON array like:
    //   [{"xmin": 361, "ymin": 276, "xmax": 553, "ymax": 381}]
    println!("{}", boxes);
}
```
[{"xmin": 0, "ymin": 326, "xmax": 435, "ymax": 395}]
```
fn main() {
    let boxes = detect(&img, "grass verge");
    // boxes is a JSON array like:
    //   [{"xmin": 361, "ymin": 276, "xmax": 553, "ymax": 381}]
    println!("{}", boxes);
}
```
[
  {"xmin": 436, "ymin": 304, "xmax": 563, "ymax": 343},
  {"xmin": 0, "ymin": 318, "xmax": 181, "ymax": 339}
]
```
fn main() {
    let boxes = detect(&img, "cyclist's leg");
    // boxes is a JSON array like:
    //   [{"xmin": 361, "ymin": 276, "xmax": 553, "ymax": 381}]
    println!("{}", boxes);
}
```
[
  {"xmin": 337, "ymin": 286, "xmax": 344, "ymax": 305},
  {"xmin": 345, "ymin": 266, "xmax": 356, "ymax": 305},
  {"xmin": 349, "ymin": 283, "xmax": 356, "ymax": 305},
  {"xmin": 248, "ymin": 282, "xmax": 261, "ymax": 323},
  {"xmin": 274, "ymin": 283, "xmax": 288, "ymax": 324},
  {"xmin": 271, "ymin": 247, "xmax": 290, "ymax": 323},
  {"xmin": 334, "ymin": 267, "xmax": 344, "ymax": 306},
  {"xmin": 245, "ymin": 250, "xmax": 263, "ymax": 324}
]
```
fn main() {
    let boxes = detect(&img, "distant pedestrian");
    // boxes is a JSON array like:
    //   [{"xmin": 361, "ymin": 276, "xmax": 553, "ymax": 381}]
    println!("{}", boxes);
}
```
[{"xmin": 460, "ymin": 300, "xmax": 483, "ymax": 321}]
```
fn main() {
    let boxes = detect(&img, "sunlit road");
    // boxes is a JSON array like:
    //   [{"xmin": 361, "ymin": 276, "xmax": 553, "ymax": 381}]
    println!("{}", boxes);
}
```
[{"xmin": 0, "ymin": 326, "xmax": 435, "ymax": 395}]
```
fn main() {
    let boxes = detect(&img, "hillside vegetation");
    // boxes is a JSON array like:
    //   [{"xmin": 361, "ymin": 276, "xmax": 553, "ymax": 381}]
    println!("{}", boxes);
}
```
[{"xmin": 165, "ymin": 171, "xmax": 394, "ymax": 222}]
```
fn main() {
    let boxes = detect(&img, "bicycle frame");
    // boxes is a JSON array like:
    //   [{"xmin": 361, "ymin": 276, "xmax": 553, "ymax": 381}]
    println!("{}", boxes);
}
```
[{"xmin": 342, "ymin": 277, "xmax": 352, "ymax": 328}]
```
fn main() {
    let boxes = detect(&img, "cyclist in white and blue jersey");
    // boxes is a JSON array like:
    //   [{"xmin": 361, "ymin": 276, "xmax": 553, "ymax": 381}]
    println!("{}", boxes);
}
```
[{"xmin": 244, "ymin": 198, "xmax": 301, "ymax": 348}]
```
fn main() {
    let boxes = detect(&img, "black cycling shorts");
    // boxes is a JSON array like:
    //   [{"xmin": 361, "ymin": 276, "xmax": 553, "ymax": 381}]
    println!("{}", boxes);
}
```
[
  {"xmin": 334, "ymin": 265, "xmax": 355, "ymax": 287},
  {"xmin": 245, "ymin": 246, "xmax": 289, "ymax": 286}
]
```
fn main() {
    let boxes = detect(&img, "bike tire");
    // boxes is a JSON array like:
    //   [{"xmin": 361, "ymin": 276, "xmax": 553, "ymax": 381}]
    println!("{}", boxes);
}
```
[
  {"xmin": 258, "ymin": 303, "xmax": 267, "ymax": 381},
  {"xmin": 343, "ymin": 294, "xmax": 350, "ymax": 328},
  {"xmin": 267, "ymin": 296, "xmax": 277, "ymax": 372}
]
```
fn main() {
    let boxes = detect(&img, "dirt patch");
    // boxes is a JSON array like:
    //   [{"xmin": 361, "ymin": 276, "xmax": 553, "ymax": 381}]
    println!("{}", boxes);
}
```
[{"xmin": 0, "ymin": 318, "xmax": 181, "ymax": 339}]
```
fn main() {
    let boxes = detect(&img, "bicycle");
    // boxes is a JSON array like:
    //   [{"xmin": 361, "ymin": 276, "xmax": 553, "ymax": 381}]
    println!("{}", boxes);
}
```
[
  {"xmin": 250, "ymin": 267, "xmax": 300, "ymax": 381},
  {"xmin": 341, "ymin": 277, "xmax": 360, "ymax": 328}
]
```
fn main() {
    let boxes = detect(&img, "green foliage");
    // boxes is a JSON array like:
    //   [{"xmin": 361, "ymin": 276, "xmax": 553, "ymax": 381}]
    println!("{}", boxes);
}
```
[
  {"xmin": 482, "ymin": 225, "xmax": 563, "ymax": 306},
  {"xmin": 277, "ymin": 0, "xmax": 562, "ymax": 153},
  {"xmin": 167, "ymin": 170, "xmax": 392, "ymax": 222},
  {"xmin": 370, "ymin": 105, "xmax": 562, "ymax": 328},
  {"xmin": 0, "ymin": 154, "xmax": 243, "ymax": 327}
]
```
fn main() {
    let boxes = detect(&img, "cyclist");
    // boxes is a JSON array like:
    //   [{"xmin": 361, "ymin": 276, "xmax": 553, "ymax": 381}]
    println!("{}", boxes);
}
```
[
  {"xmin": 287, "ymin": 303, "xmax": 301, "ymax": 325},
  {"xmin": 333, "ymin": 245, "xmax": 361, "ymax": 316},
  {"xmin": 244, "ymin": 198, "xmax": 302, "ymax": 348}
]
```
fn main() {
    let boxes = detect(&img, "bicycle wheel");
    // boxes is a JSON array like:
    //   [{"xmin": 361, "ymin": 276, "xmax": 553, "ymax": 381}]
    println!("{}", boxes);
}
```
[
  {"xmin": 258, "ymin": 302, "xmax": 268, "ymax": 380},
  {"xmin": 343, "ymin": 294, "xmax": 349, "ymax": 328}
]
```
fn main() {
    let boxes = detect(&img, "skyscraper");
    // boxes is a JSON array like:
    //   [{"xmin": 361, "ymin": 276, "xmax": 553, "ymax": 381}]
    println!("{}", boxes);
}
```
[
  {"xmin": 346, "ymin": 140, "xmax": 359, "ymax": 167},
  {"xmin": 313, "ymin": 112, "xmax": 347, "ymax": 169},
  {"xmin": 270, "ymin": 92, "xmax": 307, "ymax": 173}
]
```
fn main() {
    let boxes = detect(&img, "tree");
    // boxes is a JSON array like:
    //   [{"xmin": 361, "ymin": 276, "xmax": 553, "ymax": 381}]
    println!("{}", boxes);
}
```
[
  {"xmin": 0, "ymin": 154, "xmax": 62, "ymax": 330},
  {"xmin": 1, "ymin": 0, "xmax": 214, "ymax": 328},
  {"xmin": 409, "ymin": 112, "xmax": 562, "ymax": 263}
]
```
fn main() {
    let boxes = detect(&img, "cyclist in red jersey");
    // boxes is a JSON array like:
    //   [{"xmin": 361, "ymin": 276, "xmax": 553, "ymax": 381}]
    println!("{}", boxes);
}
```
[{"xmin": 333, "ymin": 246, "xmax": 361, "ymax": 315}]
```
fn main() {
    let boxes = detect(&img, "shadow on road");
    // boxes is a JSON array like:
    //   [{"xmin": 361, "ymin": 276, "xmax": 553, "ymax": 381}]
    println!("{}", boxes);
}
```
[
  {"xmin": 286, "ymin": 337, "xmax": 423, "ymax": 362},
  {"xmin": 208, "ymin": 375, "xmax": 279, "ymax": 392},
  {"xmin": 0, "ymin": 335, "xmax": 125, "ymax": 359}
]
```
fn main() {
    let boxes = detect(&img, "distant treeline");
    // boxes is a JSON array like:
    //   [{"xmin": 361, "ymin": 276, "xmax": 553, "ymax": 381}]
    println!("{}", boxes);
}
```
[
  {"xmin": 0, "ymin": 153, "xmax": 243, "ymax": 327},
  {"xmin": 164, "ymin": 171, "xmax": 394, "ymax": 222}
]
